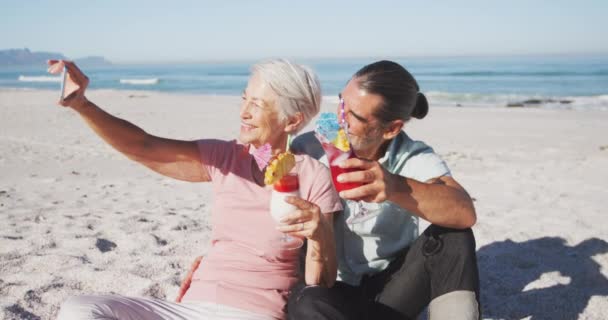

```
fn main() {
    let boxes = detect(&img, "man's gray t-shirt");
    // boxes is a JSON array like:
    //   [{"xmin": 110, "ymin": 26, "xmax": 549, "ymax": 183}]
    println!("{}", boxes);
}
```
[{"xmin": 292, "ymin": 131, "xmax": 451, "ymax": 285}]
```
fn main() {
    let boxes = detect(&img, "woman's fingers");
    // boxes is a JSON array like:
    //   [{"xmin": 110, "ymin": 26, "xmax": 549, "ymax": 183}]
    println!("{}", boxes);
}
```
[
  {"xmin": 275, "ymin": 197, "xmax": 324, "ymax": 239},
  {"xmin": 62, "ymin": 77, "xmax": 82, "ymax": 102},
  {"xmin": 53, "ymin": 60, "xmax": 89, "ymax": 107},
  {"xmin": 284, "ymin": 196, "xmax": 314, "ymax": 210},
  {"xmin": 279, "ymin": 209, "xmax": 310, "ymax": 224},
  {"xmin": 45, "ymin": 60, "xmax": 73, "ymax": 106},
  {"xmin": 46, "ymin": 59, "xmax": 89, "ymax": 107},
  {"xmin": 63, "ymin": 60, "xmax": 88, "ymax": 85},
  {"xmin": 279, "ymin": 197, "xmax": 317, "ymax": 223},
  {"xmin": 46, "ymin": 60, "xmax": 64, "ymax": 74},
  {"xmin": 276, "ymin": 221, "xmax": 317, "ymax": 239},
  {"xmin": 276, "ymin": 221, "xmax": 308, "ymax": 233}
]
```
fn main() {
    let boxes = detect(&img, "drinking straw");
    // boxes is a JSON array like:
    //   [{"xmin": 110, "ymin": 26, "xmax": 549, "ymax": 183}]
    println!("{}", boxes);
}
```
[{"xmin": 340, "ymin": 98, "xmax": 346, "ymax": 124}]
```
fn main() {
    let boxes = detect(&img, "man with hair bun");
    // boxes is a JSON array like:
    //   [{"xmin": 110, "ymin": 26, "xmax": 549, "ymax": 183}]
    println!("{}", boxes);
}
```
[{"xmin": 289, "ymin": 60, "xmax": 480, "ymax": 320}]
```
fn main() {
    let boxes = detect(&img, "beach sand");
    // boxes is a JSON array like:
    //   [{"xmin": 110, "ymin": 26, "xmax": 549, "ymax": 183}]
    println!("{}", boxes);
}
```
[{"xmin": 1, "ymin": 88, "xmax": 607, "ymax": 319}]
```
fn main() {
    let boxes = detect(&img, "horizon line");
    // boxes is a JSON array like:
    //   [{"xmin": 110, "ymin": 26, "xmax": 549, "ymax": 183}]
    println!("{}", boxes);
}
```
[{"xmin": 108, "ymin": 51, "xmax": 608, "ymax": 65}]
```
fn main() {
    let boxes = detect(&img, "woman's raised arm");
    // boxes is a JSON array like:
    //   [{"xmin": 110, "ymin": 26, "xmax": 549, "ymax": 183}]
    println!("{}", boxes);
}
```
[{"xmin": 48, "ymin": 60, "xmax": 209, "ymax": 182}]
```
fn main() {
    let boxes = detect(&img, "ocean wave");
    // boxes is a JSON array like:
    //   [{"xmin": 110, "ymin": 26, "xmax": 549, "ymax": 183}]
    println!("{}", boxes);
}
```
[
  {"xmin": 206, "ymin": 71, "xmax": 249, "ymax": 76},
  {"xmin": 425, "ymin": 91, "xmax": 608, "ymax": 110},
  {"xmin": 18, "ymin": 75, "xmax": 62, "ymax": 83},
  {"xmin": 119, "ymin": 78, "xmax": 160, "ymax": 85},
  {"xmin": 417, "ymin": 71, "xmax": 608, "ymax": 77}
]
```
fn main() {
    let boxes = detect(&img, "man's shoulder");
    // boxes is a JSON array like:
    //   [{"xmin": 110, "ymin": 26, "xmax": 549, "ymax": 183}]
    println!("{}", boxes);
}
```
[
  {"xmin": 386, "ymin": 132, "xmax": 437, "ymax": 163},
  {"xmin": 296, "ymin": 154, "xmax": 330, "ymax": 179},
  {"xmin": 292, "ymin": 131, "xmax": 324, "ymax": 160},
  {"xmin": 391, "ymin": 132, "xmax": 451, "ymax": 180}
]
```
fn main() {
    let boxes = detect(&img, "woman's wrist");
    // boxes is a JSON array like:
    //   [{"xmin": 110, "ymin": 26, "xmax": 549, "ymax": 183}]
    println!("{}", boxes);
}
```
[
  {"xmin": 307, "ymin": 219, "xmax": 333, "ymax": 262},
  {"xmin": 307, "ymin": 239, "xmax": 328, "ymax": 262},
  {"xmin": 70, "ymin": 96, "xmax": 91, "ymax": 112},
  {"xmin": 309, "ymin": 214, "xmax": 331, "ymax": 242}
]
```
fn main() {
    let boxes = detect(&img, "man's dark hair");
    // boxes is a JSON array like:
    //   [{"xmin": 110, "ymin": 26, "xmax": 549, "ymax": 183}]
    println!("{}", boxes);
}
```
[{"xmin": 353, "ymin": 60, "xmax": 428, "ymax": 124}]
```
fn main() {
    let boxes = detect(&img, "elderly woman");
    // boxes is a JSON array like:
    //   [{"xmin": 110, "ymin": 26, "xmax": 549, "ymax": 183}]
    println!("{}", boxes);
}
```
[{"xmin": 52, "ymin": 59, "xmax": 342, "ymax": 320}]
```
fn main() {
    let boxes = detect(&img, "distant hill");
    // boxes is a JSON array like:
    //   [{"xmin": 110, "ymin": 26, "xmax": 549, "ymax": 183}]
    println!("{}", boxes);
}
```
[
  {"xmin": 0, "ymin": 48, "xmax": 111, "ymax": 67},
  {"xmin": 74, "ymin": 56, "xmax": 112, "ymax": 67}
]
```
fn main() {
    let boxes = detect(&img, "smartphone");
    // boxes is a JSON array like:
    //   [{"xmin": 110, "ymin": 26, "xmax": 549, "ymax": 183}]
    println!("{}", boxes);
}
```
[{"xmin": 60, "ymin": 66, "xmax": 68, "ymax": 101}]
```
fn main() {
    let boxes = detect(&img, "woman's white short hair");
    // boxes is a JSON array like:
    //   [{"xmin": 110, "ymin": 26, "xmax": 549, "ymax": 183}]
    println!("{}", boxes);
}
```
[{"xmin": 251, "ymin": 59, "xmax": 322, "ymax": 133}]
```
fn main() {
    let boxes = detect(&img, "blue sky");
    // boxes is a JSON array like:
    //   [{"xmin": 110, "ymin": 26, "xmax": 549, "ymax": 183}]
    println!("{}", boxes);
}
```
[{"xmin": 1, "ymin": 0, "xmax": 607, "ymax": 62}]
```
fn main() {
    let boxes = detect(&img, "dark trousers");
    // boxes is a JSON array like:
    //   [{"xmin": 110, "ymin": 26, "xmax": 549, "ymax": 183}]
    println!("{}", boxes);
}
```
[{"xmin": 287, "ymin": 225, "xmax": 480, "ymax": 320}]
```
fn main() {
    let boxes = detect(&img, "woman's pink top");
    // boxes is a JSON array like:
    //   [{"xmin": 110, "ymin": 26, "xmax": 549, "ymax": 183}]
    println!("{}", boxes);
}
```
[{"xmin": 181, "ymin": 139, "xmax": 342, "ymax": 319}]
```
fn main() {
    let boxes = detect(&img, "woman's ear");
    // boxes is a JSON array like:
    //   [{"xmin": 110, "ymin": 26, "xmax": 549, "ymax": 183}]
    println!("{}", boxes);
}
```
[
  {"xmin": 382, "ymin": 119, "xmax": 404, "ymax": 140},
  {"xmin": 284, "ymin": 112, "xmax": 304, "ymax": 133}
]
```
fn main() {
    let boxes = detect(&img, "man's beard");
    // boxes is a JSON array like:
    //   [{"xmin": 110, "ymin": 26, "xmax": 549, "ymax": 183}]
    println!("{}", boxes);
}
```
[{"xmin": 349, "ymin": 132, "xmax": 382, "ymax": 159}]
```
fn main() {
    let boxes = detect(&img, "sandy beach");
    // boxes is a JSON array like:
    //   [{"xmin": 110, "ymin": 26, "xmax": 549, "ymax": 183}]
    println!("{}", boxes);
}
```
[{"xmin": 1, "ymin": 88, "xmax": 607, "ymax": 320}]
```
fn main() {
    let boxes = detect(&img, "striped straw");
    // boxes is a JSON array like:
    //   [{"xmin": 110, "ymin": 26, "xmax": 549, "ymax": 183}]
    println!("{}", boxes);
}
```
[{"xmin": 340, "ymin": 98, "xmax": 346, "ymax": 124}]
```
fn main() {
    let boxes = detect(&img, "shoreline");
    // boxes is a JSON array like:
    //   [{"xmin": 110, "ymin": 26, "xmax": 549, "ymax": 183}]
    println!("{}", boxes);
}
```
[{"xmin": 3, "ymin": 87, "xmax": 607, "ymax": 111}]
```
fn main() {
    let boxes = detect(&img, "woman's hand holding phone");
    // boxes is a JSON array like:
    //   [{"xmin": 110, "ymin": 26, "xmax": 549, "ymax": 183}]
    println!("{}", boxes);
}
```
[{"xmin": 46, "ymin": 60, "xmax": 89, "ymax": 109}]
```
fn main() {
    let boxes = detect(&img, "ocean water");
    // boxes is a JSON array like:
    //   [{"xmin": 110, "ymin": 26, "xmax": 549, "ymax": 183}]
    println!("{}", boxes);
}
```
[{"xmin": 2, "ymin": 55, "xmax": 607, "ymax": 110}]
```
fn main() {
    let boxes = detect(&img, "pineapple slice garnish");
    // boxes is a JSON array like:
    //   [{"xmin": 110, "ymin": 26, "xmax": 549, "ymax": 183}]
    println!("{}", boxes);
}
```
[
  {"xmin": 264, "ymin": 152, "xmax": 296, "ymax": 185},
  {"xmin": 333, "ymin": 128, "xmax": 350, "ymax": 152}
]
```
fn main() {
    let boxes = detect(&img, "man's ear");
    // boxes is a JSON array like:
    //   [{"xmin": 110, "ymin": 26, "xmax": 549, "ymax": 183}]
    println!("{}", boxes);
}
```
[
  {"xmin": 285, "ymin": 112, "xmax": 304, "ymax": 133},
  {"xmin": 382, "ymin": 119, "xmax": 404, "ymax": 140}
]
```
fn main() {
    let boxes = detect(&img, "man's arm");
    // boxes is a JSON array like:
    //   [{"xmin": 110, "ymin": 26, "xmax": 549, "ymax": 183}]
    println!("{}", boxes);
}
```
[
  {"xmin": 388, "ymin": 174, "xmax": 476, "ymax": 229},
  {"xmin": 337, "ymin": 159, "xmax": 476, "ymax": 229}
]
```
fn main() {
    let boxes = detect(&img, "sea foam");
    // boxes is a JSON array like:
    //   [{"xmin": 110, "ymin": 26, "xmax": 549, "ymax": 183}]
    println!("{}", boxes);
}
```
[
  {"xmin": 119, "ymin": 78, "xmax": 160, "ymax": 85},
  {"xmin": 18, "ymin": 75, "xmax": 62, "ymax": 82}
]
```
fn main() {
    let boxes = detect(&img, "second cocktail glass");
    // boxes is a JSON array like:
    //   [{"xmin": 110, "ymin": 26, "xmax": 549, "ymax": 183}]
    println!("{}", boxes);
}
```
[{"xmin": 314, "ymin": 113, "xmax": 375, "ymax": 224}]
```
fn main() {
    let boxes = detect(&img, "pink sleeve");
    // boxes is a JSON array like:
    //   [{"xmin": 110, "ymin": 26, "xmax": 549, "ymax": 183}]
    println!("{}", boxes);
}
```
[
  {"xmin": 301, "ymin": 158, "xmax": 343, "ymax": 215},
  {"xmin": 196, "ymin": 139, "xmax": 236, "ymax": 180}
]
